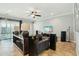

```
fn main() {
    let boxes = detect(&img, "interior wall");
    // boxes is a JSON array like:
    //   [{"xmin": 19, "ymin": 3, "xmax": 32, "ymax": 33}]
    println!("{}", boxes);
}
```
[{"xmin": 34, "ymin": 14, "xmax": 74, "ymax": 41}]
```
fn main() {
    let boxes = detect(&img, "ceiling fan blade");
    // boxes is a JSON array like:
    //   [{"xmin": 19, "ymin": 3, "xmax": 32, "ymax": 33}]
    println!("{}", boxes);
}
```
[{"xmin": 35, "ymin": 14, "xmax": 41, "ymax": 17}]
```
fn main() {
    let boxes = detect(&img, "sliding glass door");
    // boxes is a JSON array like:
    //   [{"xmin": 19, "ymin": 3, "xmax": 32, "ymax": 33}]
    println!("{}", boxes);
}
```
[
  {"xmin": 0, "ymin": 20, "xmax": 11, "ymax": 40},
  {"xmin": 0, "ymin": 20, "xmax": 19, "ymax": 40}
]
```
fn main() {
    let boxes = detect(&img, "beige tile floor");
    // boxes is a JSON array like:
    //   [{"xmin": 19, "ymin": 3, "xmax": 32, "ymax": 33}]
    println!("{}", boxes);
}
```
[{"xmin": 0, "ymin": 39, "xmax": 76, "ymax": 56}]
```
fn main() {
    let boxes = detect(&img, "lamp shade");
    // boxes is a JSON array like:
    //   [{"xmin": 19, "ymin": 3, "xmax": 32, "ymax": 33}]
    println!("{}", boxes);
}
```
[
  {"xmin": 14, "ymin": 26, "xmax": 20, "ymax": 31},
  {"xmin": 21, "ymin": 23, "xmax": 30, "ymax": 31}
]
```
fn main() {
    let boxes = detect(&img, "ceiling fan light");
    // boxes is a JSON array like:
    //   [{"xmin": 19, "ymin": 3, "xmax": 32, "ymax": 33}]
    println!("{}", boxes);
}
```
[{"xmin": 31, "ymin": 14, "xmax": 35, "ymax": 17}]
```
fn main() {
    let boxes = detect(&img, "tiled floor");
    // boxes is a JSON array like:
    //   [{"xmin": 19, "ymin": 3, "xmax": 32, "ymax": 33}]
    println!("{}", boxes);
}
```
[
  {"xmin": 0, "ymin": 39, "xmax": 22, "ymax": 56},
  {"xmin": 0, "ymin": 39, "xmax": 76, "ymax": 56}
]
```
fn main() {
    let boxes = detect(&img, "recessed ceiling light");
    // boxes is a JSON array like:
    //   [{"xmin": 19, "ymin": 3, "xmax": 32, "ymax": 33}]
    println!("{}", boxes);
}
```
[
  {"xmin": 6, "ymin": 10, "xmax": 12, "ymax": 14},
  {"xmin": 50, "ymin": 13, "xmax": 54, "ymax": 15},
  {"xmin": 26, "ymin": 10, "xmax": 30, "ymax": 14}
]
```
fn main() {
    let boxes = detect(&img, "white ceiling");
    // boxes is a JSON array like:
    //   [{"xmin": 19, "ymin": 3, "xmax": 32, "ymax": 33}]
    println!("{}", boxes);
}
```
[{"xmin": 0, "ymin": 3, "xmax": 74, "ymax": 21}]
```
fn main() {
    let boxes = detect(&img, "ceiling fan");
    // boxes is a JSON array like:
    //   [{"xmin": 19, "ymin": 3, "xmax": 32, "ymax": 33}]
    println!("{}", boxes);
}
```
[
  {"xmin": 26, "ymin": 8, "xmax": 42, "ymax": 35},
  {"xmin": 26, "ymin": 8, "xmax": 41, "ymax": 18}
]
